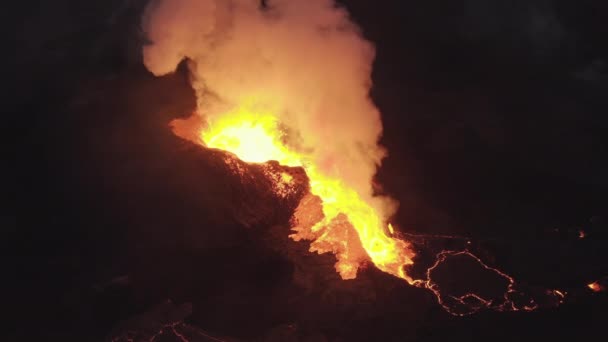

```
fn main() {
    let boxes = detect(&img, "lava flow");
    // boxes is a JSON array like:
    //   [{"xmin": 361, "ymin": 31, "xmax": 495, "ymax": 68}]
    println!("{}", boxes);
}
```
[
  {"xmin": 142, "ymin": 0, "xmax": 568, "ymax": 316},
  {"xmin": 198, "ymin": 103, "xmax": 416, "ymax": 282},
  {"xmin": 188, "ymin": 105, "xmax": 565, "ymax": 316}
]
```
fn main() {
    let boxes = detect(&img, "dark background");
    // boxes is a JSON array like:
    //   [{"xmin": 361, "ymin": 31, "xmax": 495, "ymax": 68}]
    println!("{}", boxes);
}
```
[{"xmin": 8, "ymin": 0, "xmax": 608, "ymax": 341}]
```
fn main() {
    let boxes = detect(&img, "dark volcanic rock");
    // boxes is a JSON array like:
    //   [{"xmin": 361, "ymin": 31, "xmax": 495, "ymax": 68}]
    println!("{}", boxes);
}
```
[{"xmin": 12, "ymin": 1, "xmax": 608, "ymax": 341}]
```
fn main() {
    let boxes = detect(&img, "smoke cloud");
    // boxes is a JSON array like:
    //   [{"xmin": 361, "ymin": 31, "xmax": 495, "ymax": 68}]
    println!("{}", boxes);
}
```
[{"xmin": 142, "ymin": 0, "xmax": 395, "ymax": 216}]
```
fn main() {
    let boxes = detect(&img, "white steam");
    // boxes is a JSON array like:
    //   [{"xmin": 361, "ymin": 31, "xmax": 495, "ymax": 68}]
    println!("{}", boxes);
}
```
[{"xmin": 142, "ymin": 0, "xmax": 395, "ymax": 216}]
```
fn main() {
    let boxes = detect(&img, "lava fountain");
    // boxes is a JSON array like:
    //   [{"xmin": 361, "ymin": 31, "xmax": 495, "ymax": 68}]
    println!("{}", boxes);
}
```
[
  {"xmin": 143, "ymin": 0, "xmax": 417, "ymax": 282},
  {"xmin": 141, "ymin": 0, "xmax": 568, "ymax": 316},
  {"xmin": 198, "ymin": 101, "xmax": 416, "ymax": 282}
]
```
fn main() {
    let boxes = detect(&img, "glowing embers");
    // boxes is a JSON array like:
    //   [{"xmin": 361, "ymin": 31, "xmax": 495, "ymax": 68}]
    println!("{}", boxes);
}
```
[
  {"xmin": 199, "ymin": 104, "xmax": 416, "ymax": 282},
  {"xmin": 587, "ymin": 281, "xmax": 604, "ymax": 293},
  {"xmin": 388, "ymin": 223, "xmax": 395, "ymax": 235},
  {"xmin": 550, "ymin": 289, "xmax": 567, "ymax": 305}
]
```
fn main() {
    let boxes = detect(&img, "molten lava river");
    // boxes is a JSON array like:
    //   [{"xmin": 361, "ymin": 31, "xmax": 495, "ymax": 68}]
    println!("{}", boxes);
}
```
[
  {"xmin": 170, "ymin": 102, "xmax": 571, "ymax": 317},
  {"xmin": 199, "ymin": 104, "xmax": 416, "ymax": 283}
]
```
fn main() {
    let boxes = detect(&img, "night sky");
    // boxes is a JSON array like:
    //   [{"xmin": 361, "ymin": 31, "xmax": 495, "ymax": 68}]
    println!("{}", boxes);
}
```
[{"xmin": 9, "ymin": 0, "xmax": 608, "ymax": 341}]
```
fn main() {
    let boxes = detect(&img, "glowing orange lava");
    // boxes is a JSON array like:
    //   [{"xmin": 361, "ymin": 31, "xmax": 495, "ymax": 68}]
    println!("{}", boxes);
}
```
[
  {"xmin": 186, "ymin": 103, "xmax": 567, "ymax": 316},
  {"xmin": 199, "ymin": 104, "xmax": 416, "ymax": 282},
  {"xmin": 588, "ymin": 282, "xmax": 602, "ymax": 292}
]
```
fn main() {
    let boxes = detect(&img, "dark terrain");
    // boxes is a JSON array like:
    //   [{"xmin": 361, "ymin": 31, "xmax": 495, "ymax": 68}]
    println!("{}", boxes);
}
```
[{"xmin": 9, "ymin": 0, "xmax": 608, "ymax": 341}]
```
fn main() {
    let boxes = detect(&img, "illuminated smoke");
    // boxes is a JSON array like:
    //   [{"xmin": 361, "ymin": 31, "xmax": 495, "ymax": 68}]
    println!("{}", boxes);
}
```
[
  {"xmin": 140, "ymin": 0, "xmax": 571, "ymax": 315},
  {"xmin": 142, "ymin": 0, "xmax": 395, "ymax": 217}
]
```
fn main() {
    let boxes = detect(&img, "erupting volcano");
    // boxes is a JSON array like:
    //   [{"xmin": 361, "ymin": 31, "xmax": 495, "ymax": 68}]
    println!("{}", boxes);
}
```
[
  {"xmin": 140, "ymin": 0, "xmax": 572, "ymax": 317},
  {"xmin": 13, "ymin": 0, "xmax": 608, "ymax": 339},
  {"xmin": 145, "ymin": 0, "xmax": 417, "ymax": 282},
  {"xmin": 196, "ymin": 102, "xmax": 416, "ymax": 282}
]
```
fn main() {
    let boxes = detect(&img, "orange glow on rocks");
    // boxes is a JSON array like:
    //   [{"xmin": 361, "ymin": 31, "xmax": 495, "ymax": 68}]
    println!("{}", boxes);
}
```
[
  {"xmin": 199, "ymin": 103, "xmax": 416, "ymax": 281},
  {"xmin": 143, "ymin": 0, "xmax": 574, "ymax": 317}
]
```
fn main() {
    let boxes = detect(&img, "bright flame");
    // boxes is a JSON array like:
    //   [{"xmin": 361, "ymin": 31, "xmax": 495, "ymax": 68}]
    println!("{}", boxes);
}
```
[
  {"xmin": 202, "ymin": 114, "xmax": 301, "ymax": 166},
  {"xmin": 200, "ymin": 104, "xmax": 416, "ymax": 282}
]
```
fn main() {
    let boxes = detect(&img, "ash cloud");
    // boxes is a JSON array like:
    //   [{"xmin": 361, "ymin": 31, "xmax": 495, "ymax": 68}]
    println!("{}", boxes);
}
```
[{"xmin": 141, "ymin": 0, "xmax": 396, "ymax": 217}]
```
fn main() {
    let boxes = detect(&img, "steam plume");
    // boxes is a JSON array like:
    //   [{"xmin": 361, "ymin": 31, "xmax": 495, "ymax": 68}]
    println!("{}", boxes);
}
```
[
  {"xmin": 142, "ymin": 0, "xmax": 395, "ymax": 217},
  {"xmin": 139, "ymin": 1, "xmax": 572, "ymax": 314}
]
